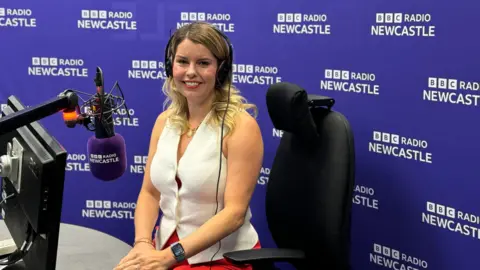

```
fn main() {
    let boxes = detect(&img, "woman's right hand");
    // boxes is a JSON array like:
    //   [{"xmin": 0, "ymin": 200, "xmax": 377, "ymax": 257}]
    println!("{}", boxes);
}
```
[{"xmin": 116, "ymin": 242, "xmax": 156, "ymax": 268}]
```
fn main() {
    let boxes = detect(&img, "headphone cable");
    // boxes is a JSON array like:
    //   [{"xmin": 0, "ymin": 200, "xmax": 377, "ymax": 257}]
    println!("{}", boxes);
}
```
[{"xmin": 209, "ymin": 76, "xmax": 232, "ymax": 269}]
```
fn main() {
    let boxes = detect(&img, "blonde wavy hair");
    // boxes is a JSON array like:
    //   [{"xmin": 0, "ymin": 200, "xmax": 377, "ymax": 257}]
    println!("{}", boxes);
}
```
[{"xmin": 162, "ymin": 22, "xmax": 257, "ymax": 137}]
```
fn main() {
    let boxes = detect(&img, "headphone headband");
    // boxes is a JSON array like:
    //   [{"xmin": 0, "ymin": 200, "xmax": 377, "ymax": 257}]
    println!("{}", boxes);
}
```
[{"xmin": 164, "ymin": 22, "xmax": 234, "ymax": 89}]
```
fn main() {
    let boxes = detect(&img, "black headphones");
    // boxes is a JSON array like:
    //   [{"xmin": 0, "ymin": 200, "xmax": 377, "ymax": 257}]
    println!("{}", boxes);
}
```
[{"xmin": 164, "ymin": 22, "xmax": 234, "ymax": 89}]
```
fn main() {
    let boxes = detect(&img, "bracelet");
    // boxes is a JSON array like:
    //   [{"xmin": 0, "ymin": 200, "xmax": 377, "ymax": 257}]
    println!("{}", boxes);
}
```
[{"xmin": 133, "ymin": 238, "xmax": 154, "ymax": 247}]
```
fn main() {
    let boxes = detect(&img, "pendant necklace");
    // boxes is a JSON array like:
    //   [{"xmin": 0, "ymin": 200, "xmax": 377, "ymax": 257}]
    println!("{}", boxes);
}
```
[{"xmin": 187, "ymin": 125, "xmax": 199, "ymax": 137}]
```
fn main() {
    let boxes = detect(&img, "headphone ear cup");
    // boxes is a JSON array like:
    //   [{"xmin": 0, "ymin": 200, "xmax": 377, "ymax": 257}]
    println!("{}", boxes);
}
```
[
  {"xmin": 165, "ymin": 58, "xmax": 172, "ymax": 78},
  {"xmin": 216, "ymin": 62, "xmax": 229, "ymax": 88}
]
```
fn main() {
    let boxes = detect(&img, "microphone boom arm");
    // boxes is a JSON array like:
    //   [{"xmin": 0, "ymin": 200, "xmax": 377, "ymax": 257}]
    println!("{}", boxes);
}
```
[
  {"xmin": 0, "ymin": 90, "xmax": 79, "ymax": 137},
  {"xmin": 0, "ymin": 67, "xmax": 129, "ymax": 137}
]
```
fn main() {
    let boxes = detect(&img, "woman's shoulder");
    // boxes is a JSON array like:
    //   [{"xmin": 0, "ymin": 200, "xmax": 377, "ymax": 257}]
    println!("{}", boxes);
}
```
[
  {"xmin": 229, "ymin": 110, "xmax": 261, "ymax": 139},
  {"xmin": 235, "ymin": 109, "xmax": 257, "ymax": 125},
  {"xmin": 223, "ymin": 109, "xmax": 263, "ymax": 160},
  {"xmin": 157, "ymin": 108, "xmax": 174, "ymax": 122},
  {"xmin": 151, "ymin": 109, "xmax": 174, "ymax": 136}
]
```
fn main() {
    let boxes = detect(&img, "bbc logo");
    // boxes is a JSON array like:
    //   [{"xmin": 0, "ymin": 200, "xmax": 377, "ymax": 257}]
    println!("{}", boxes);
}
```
[
  {"xmin": 134, "ymin": 155, "xmax": 148, "ymax": 164},
  {"xmin": 180, "ymin": 12, "xmax": 206, "ymax": 21},
  {"xmin": 132, "ymin": 60, "xmax": 160, "ymax": 69},
  {"xmin": 426, "ymin": 201, "xmax": 455, "ymax": 219},
  {"xmin": 373, "ymin": 131, "xmax": 399, "ymax": 144},
  {"xmin": 32, "ymin": 57, "xmax": 57, "ymax": 66},
  {"xmin": 428, "ymin": 77, "xmax": 457, "ymax": 90},
  {"xmin": 277, "ymin": 13, "xmax": 302, "ymax": 23},
  {"xmin": 232, "ymin": 64, "xmax": 253, "ymax": 74},
  {"xmin": 81, "ymin": 10, "xmax": 108, "ymax": 19},
  {"xmin": 373, "ymin": 243, "xmax": 400, "ymax": 260},
  {"xmin": 376, "ymin": 13, "xmax": 403, "ymax": 23},
  {"xmin": 325, "ymin": 69, "xmax": 349, "ymax": 80},
  {"xmin": 86, "ymin": 200, "xmax": 111, "ymax": 209}
]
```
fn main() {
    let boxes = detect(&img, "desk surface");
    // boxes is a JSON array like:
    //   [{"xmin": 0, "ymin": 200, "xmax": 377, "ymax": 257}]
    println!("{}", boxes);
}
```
[{"xmin": 0, "ymin": 221, "xmax": 132, "ymax": 270}]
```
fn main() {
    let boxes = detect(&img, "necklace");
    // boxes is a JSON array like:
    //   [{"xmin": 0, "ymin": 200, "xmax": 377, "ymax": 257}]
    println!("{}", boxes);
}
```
[
  {"xmin": 186, "ymin": 125, "xmax": 199, "ymax": 137},
  {"xmin": 186, "ymin": 112, "xmax": 209, "ymax": 137}
]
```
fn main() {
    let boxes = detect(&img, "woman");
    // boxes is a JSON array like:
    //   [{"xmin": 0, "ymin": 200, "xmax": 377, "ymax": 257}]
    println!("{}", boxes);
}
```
[{"xmin": 114, "ymin": 22, "xmax": 264, "ymax": 270}]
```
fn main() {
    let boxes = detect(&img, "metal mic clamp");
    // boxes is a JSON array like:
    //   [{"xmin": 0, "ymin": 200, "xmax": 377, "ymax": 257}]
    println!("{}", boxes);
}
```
[
  {"xmin": 57, "ymin": 89, "xmax": 79, "ymax": 111},
  {"xmin": 76, "ymin": 113, "xmax": 95, "ymax": 131}
]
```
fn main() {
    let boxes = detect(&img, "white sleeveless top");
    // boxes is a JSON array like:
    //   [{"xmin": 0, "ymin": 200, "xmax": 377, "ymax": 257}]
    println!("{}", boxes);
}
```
[{"xmin": 149, "ymin": 111, "xmax": 259, "ymax": 264}]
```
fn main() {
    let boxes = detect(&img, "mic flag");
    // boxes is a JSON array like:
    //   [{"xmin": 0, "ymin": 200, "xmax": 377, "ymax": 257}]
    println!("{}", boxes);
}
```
[{"xmin": 87, "ymin": 133, "xmax": 127, "ymax": 181}]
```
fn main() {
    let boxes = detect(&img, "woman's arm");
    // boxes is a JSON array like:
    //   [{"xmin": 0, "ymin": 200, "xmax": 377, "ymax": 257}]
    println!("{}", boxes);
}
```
[
  {"xmin": 133, "ymin": 112, "xmax": 168, "ymax": 244},
  {"xmin": 160, "ymin": 112, "xmax": 264, "ymax": 266}
]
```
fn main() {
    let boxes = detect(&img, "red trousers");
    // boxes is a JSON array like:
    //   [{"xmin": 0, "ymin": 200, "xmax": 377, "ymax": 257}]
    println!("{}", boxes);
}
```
[{"xmin": 162, "ymin": 231, "xmax": 261, "ymax": 270}]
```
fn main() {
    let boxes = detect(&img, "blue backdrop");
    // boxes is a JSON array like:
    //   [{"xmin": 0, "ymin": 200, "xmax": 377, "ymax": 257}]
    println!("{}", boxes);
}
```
[{"xmin": 1, "ymin": 0, "xmax": 479, "ymax": 269}]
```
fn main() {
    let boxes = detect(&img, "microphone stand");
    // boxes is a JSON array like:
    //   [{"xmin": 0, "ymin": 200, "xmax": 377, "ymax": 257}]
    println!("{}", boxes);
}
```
[{"xmin": 0, "ymin": 90, "xmax": 79, "ymax": 136}]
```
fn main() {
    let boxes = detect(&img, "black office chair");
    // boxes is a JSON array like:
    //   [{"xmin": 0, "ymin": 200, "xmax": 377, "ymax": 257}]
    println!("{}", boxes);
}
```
[{"xmin": 223, "ymin": 82, "xmax": 355, "ymax": 269}]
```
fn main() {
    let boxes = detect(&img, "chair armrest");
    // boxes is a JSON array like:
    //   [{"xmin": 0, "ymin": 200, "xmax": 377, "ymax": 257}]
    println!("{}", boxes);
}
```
[{"xmin": 223, "ymin": 248, "xmax": 305, "ymax": 265}]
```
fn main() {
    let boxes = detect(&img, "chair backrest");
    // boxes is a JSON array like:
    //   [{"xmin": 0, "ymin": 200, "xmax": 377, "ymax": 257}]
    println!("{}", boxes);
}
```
[{"xmin": 265, "ymin": 82, "xmax": 355, "ymax": 270}]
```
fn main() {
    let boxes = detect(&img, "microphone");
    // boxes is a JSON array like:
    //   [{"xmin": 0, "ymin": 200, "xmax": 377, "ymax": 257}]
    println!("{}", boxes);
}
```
[
  {"xmin": 64, "ymin": 67, "xmax": 131, "ymax": 181},
  {"xmin": 87, "ymin": 67, "xmax": 127, "ymax": 181}
]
